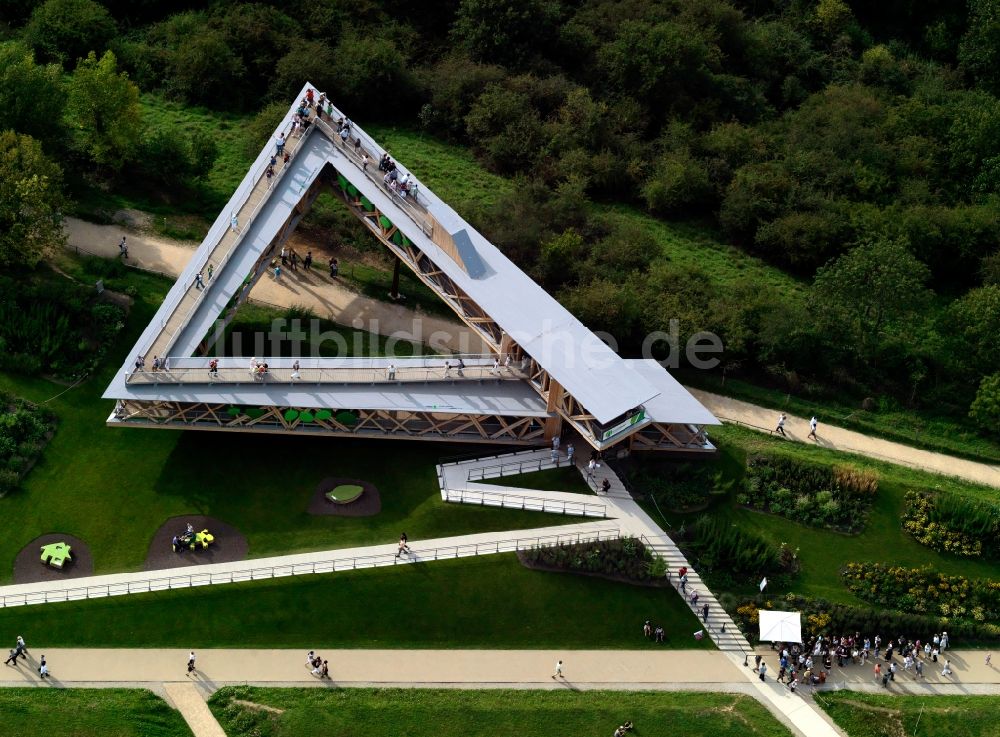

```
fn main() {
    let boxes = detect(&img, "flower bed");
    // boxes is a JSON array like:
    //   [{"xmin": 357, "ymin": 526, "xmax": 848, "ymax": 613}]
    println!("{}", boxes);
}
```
[
  {"xmin": 725, "ymin": 591, "xmax": 1000, "ymax": 645},
  {"xmin": 519, "ymin": 536, "xmax": 666, "ymax": 585},
  {"xmin": 901, "ymin": 491, "xmax": 999, "ymax": 559},
  {"xmin": 0, "ymin": 393, "xmax": 57, "ymax": 497},
  {"xmin": 842, "ymin": 562, "xmax": 1000, "ymax": 623},
  {"xmin": 737, "ymin": 452, "xmax": 878, "ymax": 533}
]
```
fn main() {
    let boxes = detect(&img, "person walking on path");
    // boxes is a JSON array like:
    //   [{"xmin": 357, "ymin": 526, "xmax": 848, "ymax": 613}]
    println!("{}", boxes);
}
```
[
  {"xmin": 758, "ymin": 661, "xmax": 767, "ymax": 681},
  {"xmin": 395, "ymin": 533, "xmax": 411, "ymax": 559},
  {"xmin": 38, "ymin": 655, "xmax": 48, "ymax": 678},
  {"xmin": 275, "ymin": 133, "xmax": 285, "ymax": 157},
  {"xmin": 552, "ymin": 436, "xmax": 561, "ymax": 453},
  {"xmin": 15, "ymin": 636, "xmax": 26, "ymax": 660},
  {"xmin": 208, "ymin": 358, "xmax": 219, "ymax": 379},
  {"xmin": 329, "ymin": 257, "xmax": 339, "ymax": 278},
  {"xmin": 291, "ymin": 360, "xmax": 301, "ymax": 380},
  {"xmin": 586, "ymin": 458, "xmax": 598, "ymax": 484},
  {"xmin": 281, "ymin": 246, "xmax": 288, "ymax": 265},
  {"xmin": 775, "ymin": 413, "xmax": 787, "ymax": 437},
  {"xmin": 552, "ymin": 660, "xmax": 564, "ymax": 679},
  {"xmin": 701, "ymin": 603, "xmax": 709, "ymax": 622},
  {"xmin": 808, "ymin": 416, "xmax": 818, "ymax": 441},
  {"xmin": 274, "ymin": 263, "xmax": 281, "ymax": 281},
  {"xmin": 4, "ymin": 648, "xmax": 17, "ymax": 666},
  {"xmin": 290, "ymin": 251, "xmax": 299, "ymax": 271},
  {"xmin": 207, "ymin": 263, "xmax": 214, "ymax": 281},
  {"xmin": 187, "ymin": 651, "xmax": 196, "ymax": 676},
  {"xmin": 987, "ymin": 653, "xmax": 993, "ymax": 667},
  {"xmin": 387, "ymin": 363, "xmax": 396, "ymax": 380},
  {"xmin": 195, "ymin": 271, "xmax": 205, "ymax": 290},
  {"xmin": 304, "ymin": 251, "xmax": 313, "ymax": 271},
  {"xmin": 566, "ymin": 443, "xmax": 574, "ymax": 462},
  {"xmin": 118, "ymin": 236, "xmax": 128, "ymax": 260},
  {"xmin": 230, "ymin": 214, "xmax": 239, "ymax": 233}
]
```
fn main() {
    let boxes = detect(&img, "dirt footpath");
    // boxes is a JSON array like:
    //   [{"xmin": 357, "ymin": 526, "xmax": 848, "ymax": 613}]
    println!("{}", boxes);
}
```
[{"xmin": 63, "ymin": 216, "xmax": 484, "ymax": 353}]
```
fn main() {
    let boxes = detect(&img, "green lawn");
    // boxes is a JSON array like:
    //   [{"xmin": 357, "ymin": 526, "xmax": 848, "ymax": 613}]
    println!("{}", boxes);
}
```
[
  {"xmin": 0, "ymin": 555, "xmax": 712, "ymax": 649},
  {"xmin": 0, "ymin": 689, "xmax": 192, "ymax": 737},
  {"xmin": 481, "ymin": 466, "xmax": 594, "ymax": 495},
  {"xmin": 815, "ymin": 692, "xmax": 1000, "ymax": 737},
  {"xmin": 0, "ymin": 261, "xmax": 568, "ymax": 580},
  {"xmin": 224, "ymin": 301, "xmax": 434, "ymax": 357},
  {"xmin": 645, "ymin": 424, "xmax": 1000, "ymax": 606},
  {"xmin": 212, "ymin": 687, "xmax": 791, "ymax": 737}
]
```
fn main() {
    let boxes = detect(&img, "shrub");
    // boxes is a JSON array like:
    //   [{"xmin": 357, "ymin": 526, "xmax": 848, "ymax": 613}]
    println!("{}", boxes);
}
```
[
  {"xmin": 24, "ymin": 0, "xmax": 116, "ymax": 66},
  {"xmin": 520, "ymin": 536, "xmax": 661, "ymax": 583},
  {"xmin": 679, "ymin": 516, "xmax": 796, "ymax": 589},
  {"xmin": 742, "ymin": 451, "xmax": 878, "ymax": 532},
  {"xmin": 0, "ymin": 392, "xmax": 56, "ymax": 497},
  {"xmin": 842, "ymin": 562, "xmax": 1000, "ymax": 622},
  {"xmin": 0, "ymin": 276, "xmax": 125, "ymax": 380},
  {"xmin": 625, "ymin": 458, "xmax": 730, "ymax": 512}
]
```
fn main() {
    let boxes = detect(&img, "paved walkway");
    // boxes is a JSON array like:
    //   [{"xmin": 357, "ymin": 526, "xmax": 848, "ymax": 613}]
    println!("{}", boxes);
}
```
[
  {"xmin": 691, "ymin": 389, "xmax": 1000, "ymax": 489},
  {"xmin": 164, "ymin": 681, "xmax": 227, "ymax": 737}
]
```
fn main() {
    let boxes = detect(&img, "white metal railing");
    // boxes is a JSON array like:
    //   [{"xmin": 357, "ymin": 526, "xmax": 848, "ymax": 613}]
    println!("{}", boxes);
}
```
[
  {"xmin": 466, "ymin": 455, "xmax": 574, "ymax": 481},
  {"xmin": 154, "ymin": 124, "xmax": 313, "ymax": 358},
  {"xmin": 0, "ymin": 528, "xmax": 620, "ymax": 609},
  {"xmin": 126, "ymin": 355, "xmax": 524, "ymax": 385},
  {"xmin": 443, "ymin": 488, "xmax": 606, "ymax": 518},
  {"xmin": 312, "ymin": 116, "xmax": 433, "ymax": 236}
]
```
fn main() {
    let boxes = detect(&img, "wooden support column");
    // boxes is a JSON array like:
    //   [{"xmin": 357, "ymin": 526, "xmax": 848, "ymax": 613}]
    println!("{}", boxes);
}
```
[
  {"xmin": 499, "ymin": 332, "xmax": 514, "ymax": 359},
  {"xmin": 389, "ymin": 256, "xmax": 402, "ymax": 300},
  {"xmin": 543, "ymin": 378, "xmax": 564, "ymax": 441}
]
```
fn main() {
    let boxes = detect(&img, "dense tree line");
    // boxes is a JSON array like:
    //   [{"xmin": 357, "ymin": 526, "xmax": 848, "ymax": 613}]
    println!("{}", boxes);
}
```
[{"xmin": 1, "ymin": 0, "xmax": 999, "ymax": 431}]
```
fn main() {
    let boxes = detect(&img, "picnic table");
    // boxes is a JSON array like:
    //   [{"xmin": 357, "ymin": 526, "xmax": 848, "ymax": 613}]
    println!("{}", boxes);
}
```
[{"xmin": 40, "ymin": 541, "xmax": 72, "ymax": 569}]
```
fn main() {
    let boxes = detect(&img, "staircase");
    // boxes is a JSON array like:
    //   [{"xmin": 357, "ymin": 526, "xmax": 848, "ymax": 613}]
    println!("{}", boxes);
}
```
[{"xmin": 640, "ymin": 533, "xmax": 752, "ymax": 655}]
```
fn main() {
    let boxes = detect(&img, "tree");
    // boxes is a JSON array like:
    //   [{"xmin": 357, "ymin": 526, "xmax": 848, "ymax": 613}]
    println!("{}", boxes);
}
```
[
  {"xmin": 272, "ymin": 40, "xmax": 337, "ymax": 103},
  {"xmin": 0, "ymin": 131, "xmax": 65, "ymax": 268},
  {"xmin": 168, "ymin": 29, "xmax": 245, "ymax": 106},
  {"xmin": 812, "ymin": 238, "xmax": 932, "ymax": 355},
  {"xmin": 66, "ymin": 51, "xmax": 142, "ymax": 171},
  {"xmin": 452, "ymin": 0, "xmax": 559, "ymax": 68},
  {"xmin": 948, "ymin": 285, "xmax": 1000, "ymax": 373},
  {"xmin": 959, "ymin": 0, "xmax": 1000, "ymax": 94},
  {"xmin": 0, "ymin": 42, "xmax": 64, "ymax": 146},
  {"xmin": 23, "ymin": 0, "xmax": 116, "ymax": 66},
  {"xmin": 969, "ymin": 372, "xmax": 1000, "ymax": 433},
  {"xmin": 330, "ymin": 32, "xmax": 415, "ymax": 116},
  {"xmin": 641, "ymin": 151, "xmax": 712, "ymax": 214}
]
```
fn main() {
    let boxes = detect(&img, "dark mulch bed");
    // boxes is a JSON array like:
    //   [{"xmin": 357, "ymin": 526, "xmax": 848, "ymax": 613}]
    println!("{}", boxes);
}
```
[
  {"xmin": 145, "ymin": 515, "xmax": 249, "ymax": 571},
  {"xmin": 14, "ymin": 533, "xmax": 94, "ymax": 584},
  {"xmin": 308, "ymin": 477, "xmax": 381, "ymax": 517}
]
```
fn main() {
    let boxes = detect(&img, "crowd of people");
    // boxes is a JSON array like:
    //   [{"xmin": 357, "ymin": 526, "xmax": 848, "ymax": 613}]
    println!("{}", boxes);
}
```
[{"xmin": 759, "ymin": 631, "xmax": 958, "ymax": 689}]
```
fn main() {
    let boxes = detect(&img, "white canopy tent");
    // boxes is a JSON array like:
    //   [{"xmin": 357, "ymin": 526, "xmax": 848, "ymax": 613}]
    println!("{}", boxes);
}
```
[{"xmin": 758, "ymin": 610, "xmax": 803, "ymax": 644}]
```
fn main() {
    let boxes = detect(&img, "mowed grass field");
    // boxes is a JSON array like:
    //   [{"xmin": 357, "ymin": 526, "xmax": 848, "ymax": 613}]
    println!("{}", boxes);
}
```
[
  {"xmin": 0, "ymin": 689, "xmax": 192, "ymax": 737},
  {"xmin": 816, "ymin": 692, "xmax": 1000, "ymax": 737},
  {"xmin": 210, "ymin": 687, "xmax": 792, "ymax": 737},
  {"xmin": 0, "ymin": 555, "xmax": 712, "ymax": 650}
]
